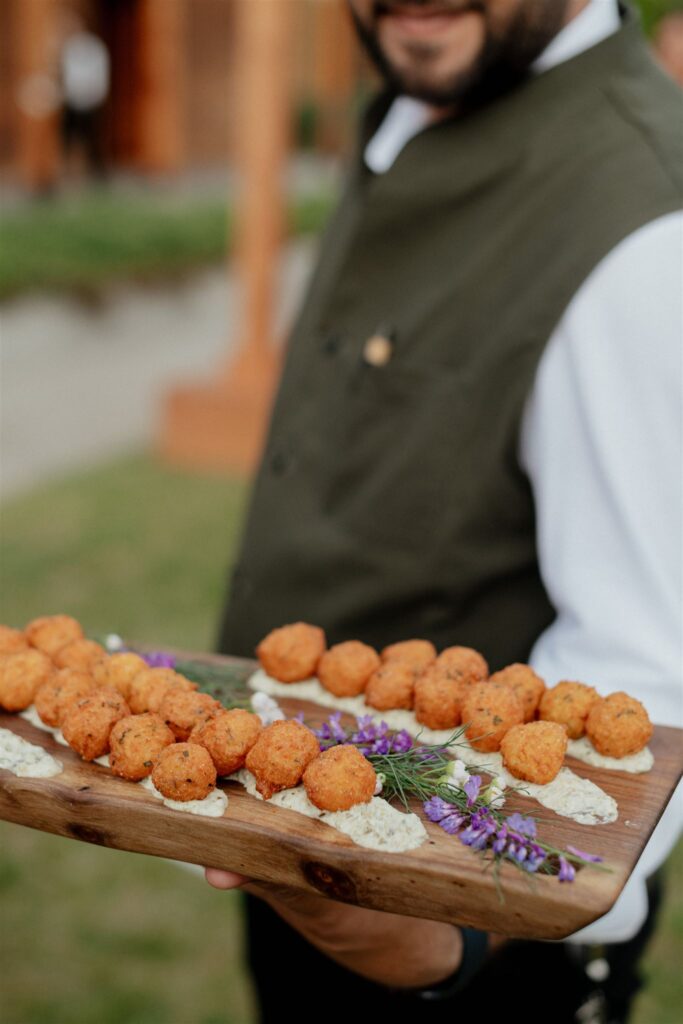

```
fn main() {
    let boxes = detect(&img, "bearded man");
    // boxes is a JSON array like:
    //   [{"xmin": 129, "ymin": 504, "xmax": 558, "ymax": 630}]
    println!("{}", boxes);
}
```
[{"xmin": 208, "ymin": 2, "xmax": 682, "ymax": 1021}]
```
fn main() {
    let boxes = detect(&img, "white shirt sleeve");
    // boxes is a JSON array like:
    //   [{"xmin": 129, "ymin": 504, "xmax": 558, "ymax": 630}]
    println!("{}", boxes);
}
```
[{"xmin": 519, "ymin": 210, "xmax": 683, "ymax": 945}]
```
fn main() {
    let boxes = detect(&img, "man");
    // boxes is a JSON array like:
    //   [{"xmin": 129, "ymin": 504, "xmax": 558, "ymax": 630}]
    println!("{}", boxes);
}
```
[{"xmin": 208, "ymin": 1, "xmax": 682, "ymax": 1021}]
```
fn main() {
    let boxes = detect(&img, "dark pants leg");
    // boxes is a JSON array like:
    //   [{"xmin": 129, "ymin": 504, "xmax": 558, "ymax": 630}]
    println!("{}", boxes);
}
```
[{"xmin": 243, "ymin": 870, "xmax": 663, "ymax": 1024}]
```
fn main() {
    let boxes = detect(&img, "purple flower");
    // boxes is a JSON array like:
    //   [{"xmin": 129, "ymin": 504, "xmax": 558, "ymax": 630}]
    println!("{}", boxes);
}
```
[
  {"xmin": 492, "ymin": 831, "xmax": 508, "ymax": 855},
  {"xmin": 506, "ymin": 812, "xmax": 537, "ymax": 838},
  {"xmin": 566, "ymin": 845, "xmax": 603, "ymax": 864},
  {"xmin": 464, "ymin": 774, "xmax": 482, "ymax": 806},
  {"xmin": 558, "ymin": 856, "xmax": 576, "ymax": 883},
  {"xmin": 423, "ymin": 796, "xmax": 456, "ymax": 823},
  {"xmin": 143, "ymin": 651, "xmax": 176, "ymax": 669},
  {"xmin": 392, "ymin": 730, "xmax": 413, "ymax": 753},
  {"xmin": 327, "ymin": 712, "xmax": 347, "ymax": 742},
  {"xmin": 440, "ymin": 812, "xmax": 466, "ymax": 834}
]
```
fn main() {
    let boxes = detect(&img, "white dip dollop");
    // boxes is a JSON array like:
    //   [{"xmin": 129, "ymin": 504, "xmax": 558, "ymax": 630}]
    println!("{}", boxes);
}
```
[
  {"xmin": 230, "ymin": 768, "xmax": 426, "ymax": 852},
  {"xmin": 139, "ymin": 775, "xmax": 228, "ymax": 818},
  {"xmin": 19, "ymin": 705, "xmax": 70, "ymax": 747},
  {"xmin": 0, "ymin": 726, "xmax": 63, "ymax": 778},
  {"xmin": 567, "ymin": 736, "xmax": 653, "ymax": 774},
  {"xmin": 248, "ymin": 670, "xmax": 620, "ymax": 826}
]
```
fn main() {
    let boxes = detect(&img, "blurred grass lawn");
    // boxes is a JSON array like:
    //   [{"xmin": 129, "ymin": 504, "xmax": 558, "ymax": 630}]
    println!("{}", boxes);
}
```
[
  {"xmin": 0, "ymin": 454, "xmax": 681, "ymax": 1023},
  {"xmin": 0, "ymin": 191, "xmax": 334, "ymax": 301}
]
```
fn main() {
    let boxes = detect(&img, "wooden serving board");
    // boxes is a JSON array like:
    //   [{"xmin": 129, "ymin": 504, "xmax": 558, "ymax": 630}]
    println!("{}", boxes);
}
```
[{"xmin": 0, "ymin": 653, "xmax": 681, "ymax": 940}]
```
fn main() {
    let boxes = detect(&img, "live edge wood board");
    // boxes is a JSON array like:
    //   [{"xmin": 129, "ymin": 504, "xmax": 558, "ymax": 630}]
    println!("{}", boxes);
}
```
[{"xmin": 1, "ymin": 653, "xmax": 681, "ymax": 940}]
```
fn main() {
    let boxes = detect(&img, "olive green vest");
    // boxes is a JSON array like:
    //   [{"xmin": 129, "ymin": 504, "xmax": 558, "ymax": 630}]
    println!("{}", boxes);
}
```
[{"xmin": 218, "ymin": 6, "xmax": 682, "ymax": 669}]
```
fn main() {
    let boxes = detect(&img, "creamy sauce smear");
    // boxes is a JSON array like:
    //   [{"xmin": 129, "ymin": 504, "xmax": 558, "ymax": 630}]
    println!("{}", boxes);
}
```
[
  {"xmin": 230, "ymin": 768, "xmax": 426, "ymax": 852},
  {"xmin": 0, "ymin": 727, "xmax": 63, "ymax": 777},
  {"xmin": 18, "ymin": 707, "xmax": 227, "ymax": 817},
  {"xmin": 139, "ymin": 775, "xmax": 228, "ymax": 818},
  {"xmin": 248, "ymin": 670, "xmax": 625, "ymax": 826},
  {"xmin": 567, "ymin": 736, "xmax": 653, "ymax": 774}
]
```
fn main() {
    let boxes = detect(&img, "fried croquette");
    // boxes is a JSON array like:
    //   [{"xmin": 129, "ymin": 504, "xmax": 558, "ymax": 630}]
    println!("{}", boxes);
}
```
[
  {"xmin": 34, "ymin": 668, "xmax": 95, "ymax": 727},
  {"xmin": 380, "ymin": 639, "xmax": 436, "ymax": 673},
  {"xmin": 92, "ymin": 652, "xmax": 147, "ymax": 700},
  {"xmin": 0, "ymin": 649, "xmax": 54, "ymax": 712},
  {"xmin": 303, "ymin": 744, "xmax": 376, "ymax": 811},
  {"xmin": 109, "ymin": 713, "xmax": 175, "ymax": 781},
  {"xmin": 53, "ymin": 638, "xmax": 106, "ymax": 672},
  {"xmin": 0, "ymin": 626, "xmax": 29, "ymax": 655},
  {"xmin": 158, "ymin": 689, "xmax": 221, "ymax": 741},
  {"xmin": 24, "ymin": 615, "xmax": 84, "ymax": 657},
  {"xmin": 461, "ymin": 682, "xmax": 524, "ymax": 753},
  {"xmin": 317, "ymin": 640, "xmax": 381, "ymax": 697},
  {"xmin": 192, "ymin": 708, "xmax": 262, "ymax": 775},
  {"xmin": 127, "ymin": 668, "xmax": 197, "ymax": 715},
  {"xmin": 414, "ymin": 665, "xmax": 463, "ymax": 730},
  {"xmin": 365, "ymin": 661, "xmax": 415, "ymax": 711},
  {"xmin": 500, "ymin": 721, "xmax": 568, "ymax": 784},
  {"xmin": 245, "ymin": 719, "xmax": 320, "ymax": 799},
  {"xmin": 257, "ymin": 622, "xmax": 326, "ymax": 683},
  {"xmin": 151, "ymin": 742, "xmax": 217, "ymax": 802},
  {"xmin": 586, "ymin": 692, "xmax": 653, "ymax": 758},
  {"xmin": 436, "ymin": 646, "xmax": 489, "ymax": 683},
  {"xmin": 489, "ymin": 663, "xmax": 546, "ymax": 723},
  {"xmin": 539, "ymin": 681, "xmax": 600, "ymax": 740},
  {"xmin": 61, "ymin": 688, "xmax": 130, "ymax": 761}
]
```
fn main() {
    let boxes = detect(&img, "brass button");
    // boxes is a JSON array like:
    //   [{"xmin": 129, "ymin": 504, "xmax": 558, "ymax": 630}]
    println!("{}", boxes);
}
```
[{"xmin": 363, "ymin": 334, "xmax": 393, "ymax": 367}]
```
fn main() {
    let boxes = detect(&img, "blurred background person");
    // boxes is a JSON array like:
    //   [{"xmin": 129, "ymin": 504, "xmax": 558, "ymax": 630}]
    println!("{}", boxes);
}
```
[{"xmin": 58, "ymin": 10, "xmax": 110, "ymax": 180}]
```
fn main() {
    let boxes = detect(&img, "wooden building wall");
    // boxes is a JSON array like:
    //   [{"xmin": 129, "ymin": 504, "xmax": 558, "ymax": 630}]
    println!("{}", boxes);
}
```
[{"xmin": 0, "ymin": 0, "xmax": 361, "ymax": 189}]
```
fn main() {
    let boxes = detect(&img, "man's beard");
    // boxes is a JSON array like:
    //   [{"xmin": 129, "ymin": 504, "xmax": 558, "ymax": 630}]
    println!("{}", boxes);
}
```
[{"xmin": 350, "ymin": 0, "xmax": 572, "ymax": 111}]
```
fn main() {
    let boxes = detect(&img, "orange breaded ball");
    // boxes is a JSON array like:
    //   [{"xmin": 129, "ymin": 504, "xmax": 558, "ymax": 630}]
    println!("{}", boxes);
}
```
[
  {"xmin": 92, "ymin": 652, "xmax": 147, "ymax": 700},
  {"xmin": 53, "ymin": 638, "xmax": 106, "ymax": 672},
  {"xmin": 436, "ymin": 646, "xmax": 489, "ymax": 683},
  {"xmin": 461, "ymin": 682, "xmax": 524, "ymax": 753},
  {"xmin": 257, "ymin": 622, "xmax": 326, "ymax": 683},
  {"xmin": 159, "ymin": 689, "xmax": 221, "ymax": 741},
  {"xmin": 317, "ymin": 640, "xmax": 381, "ymax": 697},
  {"xmin": 489, "ymin": 663, "xmax": 546, "ymax": 723},
  {"xmin": 500, "ymin": 721, "xmax": 568, "ymax": 784},
  {"xmin": 192, "ymin": 708, "xmax": 262, "ymax": 775},
  {"xmin": 303, "ymin": 745, "xmax": 376, "ymax": 812},
  {"xmin": 414, "ymin": 665, "xmax": 463, "ymax": 731},
  {"xmin": 34, "ymin": 668, "xmax": 95, "ymax": 727},
  {"xmin": 245, "ymin": 719, "xmax": 320, "ymax": 799},
  {"xmin": 25, "ymin": 615, "xmax": 84, "ymax": 657},
  {"xmin": 586, "ymin": 692, "xmax": 653, "ymax": 759},
  {"xmin": 128, "ymin": 668, "xmax": 196, "ymax": 715},
  {"xmin": 365, "ymin": 661, "xmax": 415, "ymax": 711},
  {"xmin": 61, "ymin": 688, "xmax": 130, "ymax": 761},
  {"xmin": 109, "ymin": 713, "xmax": 175, "ymax": 781},
  {"xmin": 0, "ymin": 649, "xmax": 54, "ymax": 712},
  {"xmin": 151, "ymin": 742, "xmax": 217, "ymax": 802},
  {"xmin": 539, "ymin": 681, "xmax": 600, "ymax": 740},
  {"xmin": 0, "ymin": 626, "xmax": 29, "ymax": 655},
  {"xmin": 380, "ymin": 639, "xmax": 436, "ymax": 673}
]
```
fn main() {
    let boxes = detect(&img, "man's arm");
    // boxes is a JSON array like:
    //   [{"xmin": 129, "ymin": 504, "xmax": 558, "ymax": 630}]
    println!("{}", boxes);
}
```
[
  {"xmin": 204, "ymin": 868, "xmax": 466, "ymax": 989},
  {"xmin": 519, "ymin": 210, "xmax": 683, "ymax": 943}
]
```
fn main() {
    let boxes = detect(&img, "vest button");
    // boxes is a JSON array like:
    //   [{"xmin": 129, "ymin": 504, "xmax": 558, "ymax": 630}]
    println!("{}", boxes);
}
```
[
  {"xmin": 363, "ymin": 334, "xmax": 393, "ymax": 367},
  {"xmin": 322, "ymin": 332, "xmax": 341, "ymax": 356}
]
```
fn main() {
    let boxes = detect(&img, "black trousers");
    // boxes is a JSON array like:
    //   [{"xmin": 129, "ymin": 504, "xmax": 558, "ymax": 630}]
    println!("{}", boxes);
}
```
[{"xmin": 243, "ymin": 870, "xmax": 663, "ymax": 1024}]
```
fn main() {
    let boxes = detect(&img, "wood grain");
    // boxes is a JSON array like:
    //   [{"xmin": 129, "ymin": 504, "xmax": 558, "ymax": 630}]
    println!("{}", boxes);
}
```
[{"xmin": 1, "ymin": 654, "xmax": 681, "ymax": 940}]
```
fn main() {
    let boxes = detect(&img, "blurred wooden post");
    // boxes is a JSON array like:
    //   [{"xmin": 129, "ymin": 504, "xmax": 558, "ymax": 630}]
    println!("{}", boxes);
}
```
[
  {"xmin": 135, "ymin": 0, "xmax": 187, "ymax": 172},
  {"xmin": 312, "ymin": 0, "xmax": 356, "ymax": 152},
  {"xmin": 14, "ymin": 0, "xmax": 60, "ymax": 191},
  {"xmin": 159, "ymin": 0, "xmax": 292, "ymax": 473}
]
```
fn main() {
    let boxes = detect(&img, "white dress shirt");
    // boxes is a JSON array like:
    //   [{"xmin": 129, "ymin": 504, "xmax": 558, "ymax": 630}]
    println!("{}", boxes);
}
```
[{"xmin": 365, "ymin": 0, "xmax": 683, "ymax": 945}]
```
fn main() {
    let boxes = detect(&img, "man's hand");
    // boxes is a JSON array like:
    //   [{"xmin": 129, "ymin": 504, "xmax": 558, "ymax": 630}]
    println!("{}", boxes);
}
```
[{"xmin": 204, "ymin": 868, "xmax": 463, "ymax": 990}]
